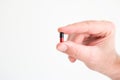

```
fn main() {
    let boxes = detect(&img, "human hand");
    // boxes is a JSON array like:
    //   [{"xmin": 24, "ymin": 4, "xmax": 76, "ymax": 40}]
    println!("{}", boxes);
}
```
[{"xmin": 56, "ymin": 20, "xmax": 120, "ymax": 80}]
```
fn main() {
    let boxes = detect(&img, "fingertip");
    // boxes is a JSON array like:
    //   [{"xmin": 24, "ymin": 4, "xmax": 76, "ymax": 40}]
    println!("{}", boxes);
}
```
[
  {"xmin": 56, "ymin": 43, "xmax": 68, "ymax": 52},
  {"xmin": 58, "ymin": 27, "xmax": 65, "ymax": 32},
  {"xmin": 58, "ymin": 26, "xmax": 71, "ymax": 34},
  {"xmin": 68, "ymin": 56, "xmax": 76, "ymax": 63},
  {"xmin": 58, "ymin": 28, "xmax": 61, "ymax": 32},
  {"xmin": 56, "ymin": 43, "xmax": 60, "ymax": 50}
]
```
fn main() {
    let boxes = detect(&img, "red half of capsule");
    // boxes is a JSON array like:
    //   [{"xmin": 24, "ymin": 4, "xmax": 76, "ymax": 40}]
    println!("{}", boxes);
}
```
[{"xmin": 60, "ymin": 38, "xmax": 64, "ymax": 42}]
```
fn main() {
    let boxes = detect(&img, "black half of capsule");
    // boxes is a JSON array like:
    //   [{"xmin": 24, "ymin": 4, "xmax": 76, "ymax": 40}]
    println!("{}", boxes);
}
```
[{"xmin": 60, "ymin": 32, "xmax": 64, "ymax": 38}]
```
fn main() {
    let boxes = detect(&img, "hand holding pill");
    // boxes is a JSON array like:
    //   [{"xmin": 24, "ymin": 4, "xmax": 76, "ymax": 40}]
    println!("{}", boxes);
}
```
[{"xmin": 56, "ymin": 20, "xmax": 120, "ymax": 80}]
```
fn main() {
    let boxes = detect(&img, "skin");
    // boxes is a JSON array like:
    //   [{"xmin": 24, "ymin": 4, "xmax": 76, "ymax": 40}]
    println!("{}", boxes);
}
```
[{"xmin": 56, "ymin": 20, "xmax": 120, "ymax": 80}]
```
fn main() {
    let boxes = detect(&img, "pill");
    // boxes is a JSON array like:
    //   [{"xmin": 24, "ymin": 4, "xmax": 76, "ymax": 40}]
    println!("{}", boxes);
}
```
[{"xmin": 60, "ymin": 32, "xmax": 64, "ymax": 42}]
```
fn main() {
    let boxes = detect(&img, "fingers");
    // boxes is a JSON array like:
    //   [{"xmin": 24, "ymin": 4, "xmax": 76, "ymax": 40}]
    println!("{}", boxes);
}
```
[
  {"xmin": 58, "ymin": 20, "xmax": 114, "ymax": 35},
  {"xmin": 67, "ymin": 34, "xmax": 85, "ymax": 62},
  {"xmin": 56, "ymin": 41, "xmax": 96, "ymax": 61},
  {"xmin": 56, "ymin": 41, "xmax": 77, "ymax": 62}
]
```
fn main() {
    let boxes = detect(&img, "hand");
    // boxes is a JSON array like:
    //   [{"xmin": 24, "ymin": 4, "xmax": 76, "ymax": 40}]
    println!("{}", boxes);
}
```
[{"xmin": 56, "ymin": 20, "xmax": 120, "ymax": 80}]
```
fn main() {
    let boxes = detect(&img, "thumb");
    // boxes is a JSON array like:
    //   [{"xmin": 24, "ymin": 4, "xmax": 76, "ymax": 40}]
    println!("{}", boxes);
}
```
[{"xmin": 57, "ymin": 41, "xmax": 97, "ymax": 61}]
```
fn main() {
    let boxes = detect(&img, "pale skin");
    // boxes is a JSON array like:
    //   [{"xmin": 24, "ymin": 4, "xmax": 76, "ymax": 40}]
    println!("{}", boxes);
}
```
[{"xmin": 56, "ymin": 20, "xmax": 120, "ymax": 80}]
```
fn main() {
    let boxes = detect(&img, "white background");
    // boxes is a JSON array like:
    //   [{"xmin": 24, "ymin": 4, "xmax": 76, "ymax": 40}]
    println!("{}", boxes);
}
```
[{"xmin": 0, "ymin": 0, "xmax": 120, "ymax": 80}]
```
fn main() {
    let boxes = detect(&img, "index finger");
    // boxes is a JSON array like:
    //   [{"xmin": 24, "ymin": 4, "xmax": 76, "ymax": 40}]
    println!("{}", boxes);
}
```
[{"xmin": 58, "ymin": 20, "xmax": 115, "ymax": 35}]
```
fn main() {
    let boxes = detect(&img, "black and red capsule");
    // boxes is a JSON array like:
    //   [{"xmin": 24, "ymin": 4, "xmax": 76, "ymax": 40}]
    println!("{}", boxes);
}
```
[{"xmin": 60, "ymin": 32, "xmax": 64, "ymax": 42}]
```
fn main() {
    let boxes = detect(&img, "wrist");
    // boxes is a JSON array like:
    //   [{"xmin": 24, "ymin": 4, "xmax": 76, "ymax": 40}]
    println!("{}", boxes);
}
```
[{"xmin": 106, "ymin": 54, "xmax": 120, "ymax": 80}]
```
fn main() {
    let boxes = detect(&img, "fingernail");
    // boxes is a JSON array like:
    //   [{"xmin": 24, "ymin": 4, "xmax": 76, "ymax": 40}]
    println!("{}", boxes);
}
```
[{"xmin": 57, "ymin": 44, "xmax": 67, "ymax": 52}]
